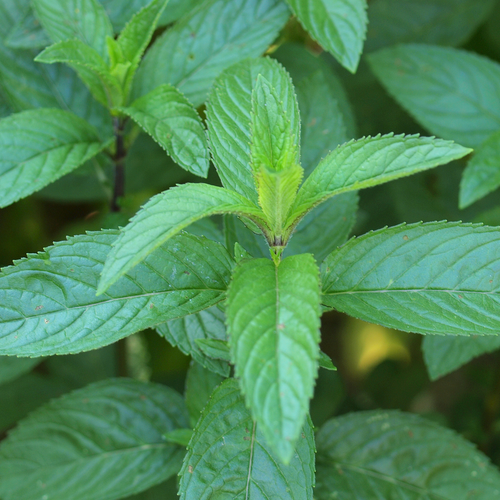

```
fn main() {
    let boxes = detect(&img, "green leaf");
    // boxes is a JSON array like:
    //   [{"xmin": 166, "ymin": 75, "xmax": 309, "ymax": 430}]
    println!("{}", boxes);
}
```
[
  {"xmin": 318, "ymin": 350, "xmax": 336, "ymax": 371},
  {"xmin": 119, "ymin": 85, "xmax": 209, "ymax": 177},
  {"xmin": 365, "ymin": 0, "xmax": 497, "ymax": 52},
  {"xmin": 284, "ymin": 191, "xmax": 358, "ymax": 263},
  {"xmin": 113, "ymin": 0, "xmax": 169, "ymax": 98},
  {"xmin": 226, "ymin": 254, "xmax": 321, "ymax": 463},
  {"xmin": 460, "ymin": 131, "xmax": 500, "ymax": 208},
  {"xmin": 163, "ymin": 428, "xmax": 193, "ymax": 447},
  {"xmin": 133, "ymin": 0, "xmax": 290, "ymax": 107},
  {"xmin": 32, "ymin": 0, "xmax": 113, "ymax": 56},
  {"xmin": 284, "ymin": 0, "xmax": 367, "ymax": 72},
  {"xmin": 224, "ymin": 214, "xmax": 270, "ymax": 259},
  {"xmin": 423, "ymin": 335, "xmax": 500, "ymax": 380},
  {"xmin": 179, "ymin": 378, "xmax": 315, "ymax": 499},
  {"xmin": 35, "ymin": 39, "xmax": 123, "ymax": 108},
  {"xmin": 322, "ymin": 222, "xmax": 500, "ymax": 336},
  {"xmin": 207, "ymin": 57, "xmax": 300, "ymax": 204},
  {"xmin": 98, "ymin": 183, "xmax": 263, "ymax": 294},
  {"xmin": 5, "ymin": 8, "xmax": 50, "ymax": 49},
  {"xmin": 0, "ymin": 108, "xmax": 108, "ymax": 208},
  {"xmin": 157, "ymin": 306, "xmax": 230, "ymax": 377},
  {"xmin": 0, "ymin": 231, "xmax": 234, "ymax": 356},
  {"xmin": 0, "ymin": 357, "xmax": 41, "ymax": 386},
  {"xmin": 184, "ymin": 360, "xmax": 225, "ymax": 427},
  {"xmin": 368, "ymin": 44, "xmax": 500, "ymax": 148},
  {"xmin": 291, "ymin": 134, "xmax": 471, "ymax": 222},
  {"xmin": 0, "ymin": 378, "xmax": 189, "ymax": 500},
  {"xmin": 195, "ymin": 338, "xmax": 230, "ymax": 362},
  {"xmin": 316, "ymin": 410, "xmax": 500, "ymax": 499}
]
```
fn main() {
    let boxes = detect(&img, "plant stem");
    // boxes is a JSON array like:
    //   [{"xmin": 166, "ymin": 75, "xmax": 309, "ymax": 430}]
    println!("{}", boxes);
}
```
[{"xmin": 111, "ymin": 117, "xmax": 126, "ymax": 212}]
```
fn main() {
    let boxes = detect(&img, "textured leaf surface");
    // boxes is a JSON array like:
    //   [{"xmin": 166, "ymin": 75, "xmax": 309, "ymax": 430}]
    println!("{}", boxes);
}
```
[
  {"xmin": 292, "ymin": 134, "xmax": 471, "ymax": 220},
  {"xmin": 285, "ymin": 0, "xmax": 367, "ymax": 72},
  {"xmin": 5, "ymin": 8, "xmax": 50, "ymax": 49},
  {"xmin": 185, "ymin": 360, "xmax": 225, "ymax": 427},
  {"xmin": 133, "ymin": 0, "xmax": 290, "ymax": 106},
  {"xmin": 0, "ymin": 378, "xmax": 189, "ymax": 500},
  {"xmin": 322, "ymin": 222, "xmax": 500, "ymax": 335},
  {"xmin": 423, "ymin": 335, "xmax": 500, "ymax": 380},
  {"xmin": 460, "ymin": 131, "xmax": 500, "ymax": 208},
  {"xmin": 365, "ymin": 0, "xmax": 496, "ymax": 52},
  {"xmin": 98, "ymin": 183, "xmax": 262, "ymax": 293},
  {"xmin": 120, "ymin": 85, "xmax": 209, "ymax": 176},
  {"xmin": 0, "ymin": 231, "xmax": 234, "ymax": 356},
  {"xmin": 0, "ymin": 108, "xmax": 107, "ymax": 208},
  {"xmin": 316, "ymin": 410, "xmax": 500, "ymax": 500},
  {"xmin": 284, "ymin": 192, "xmax": 358, "ymax": 263},
  {"xmin": 368, "ymin": 45, "xmax": 500, "ymax": 148},
  {"xmin": 32, "ymin": 0, "xmax": 113, "ymax": 56},
  {"xmin": 196, "ymin": 338, "xmax": 231, "ymax": 362},
  {"xmin": 207, "ymin": 57, "xmax": 299, "ymax": 204},
  {"xmin": 35, "ymin": 39, "xmax": 122, "ymax": 108},
  {"xmin": 157, "ymin": 306, "xmax": 229, "ymax": 377},
  {"xmin": 0, "ymin": 357, "xmax": 41, "ymax": 386},
  {"xmin": 179, "ymin": 378, "xmax": 315, "ymax": 499},
  {"xmin": 226, "ymin": 255, "xmax": 321, "ymax": 462}
]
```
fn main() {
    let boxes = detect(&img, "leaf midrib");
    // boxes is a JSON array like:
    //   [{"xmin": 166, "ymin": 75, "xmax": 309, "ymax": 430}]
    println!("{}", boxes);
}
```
[{"xmin": 323, "ymin": 288, "xmax": 499, "ymax": 296}]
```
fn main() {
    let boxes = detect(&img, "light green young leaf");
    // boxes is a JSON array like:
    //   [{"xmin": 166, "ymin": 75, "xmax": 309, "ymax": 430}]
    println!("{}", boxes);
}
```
[
  {"xmin": 179, "ymin": 378, "xmax": 315, "ymax": 499},
  {"xmin": 207, "ymin": 57, "xmax": 300, "ymax": 204},
  {"xmin": 0, "ymin": 357, "xmax": 41, "ymax": 386},
  {"xmin": 0, "ymin": 379, "xmax": 189, "ymax": 500},
  {"xmin": 156, "ymin": 306, "xmax": 229, "ymax": 377},
  {"xmin": 284, "ymin": 0, "xmax": 367, "ymax": 72},
  {"xmin": 316, "ymin": 410, "xmax": 500, "ymax": 500},
  {"xmin": 133, "ymin": 0, "xmax": 290, "ymax": 107},
  {"xmin": 32, "ymin": 0, "xmax": 113, "ymax": 56},
  {"xmin": 365, "ymin": 0, "xmax": 496, "ymax": 52},
  {"xmin": 368, "ymin": 45, "xmax": 500, "ymax": 148},
  {"xmin": 322, "ymin": 222, "xmax": 500, "ymax": 336},
  {"xmin": 284, "ymin": 191, "xmax": 358, "ymax": 263},
  {"xmin": 290, "ymin": 134, "xmax": 471, "ymax": 223},
  {"xmin": 184, "ymin": 360, "xmax": 225, "ymax": 427},
  {"xmin": 226, "ymin": 254, "xmax": 321, "ymax": 463},
  {"xmin": 423, "ymin": 335, "xmax": 500, "ymax": 381},
  {"xmin": 318, "ymin": 350, "xmax": 336, "ymax": 371},
  {"xmin": 460, "ymin": 131, "xmax": 500, "ymax": 208},
  {"xmin": 163, "ymin": 428, "xmax": 193, "ymax": 447},
  {"xmin": 98, "ymin": 183, "xmax": 264, "ymax": 294},
  {"xmin": 0, "ymin": 109, "xmax": 108, "ymax": 208},
  {"xmin": 119, "ymin": 85, "xmax": 209, "ymax": 177},
  {"xmin": 113, "ymin": 0, "xmax": 169, "ymax": 98},
  {"xmin": 35, "ymin": 39, "xmax": 122, "ymax": 108},
  {"xmin": 0, "ymin": 231, "xmax": 234, "ymax": 356},
  {"xmin": 5, "ymin": 8, "xmax": 50, "ymax": 49}
]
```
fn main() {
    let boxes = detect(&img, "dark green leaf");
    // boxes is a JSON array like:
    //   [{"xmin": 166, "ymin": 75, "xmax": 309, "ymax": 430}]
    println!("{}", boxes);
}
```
[
  {"xmin": 322, "ymin": 222, "xmax": 500, "ymax": 336},
  {"xmin": 163, "ymin": 428, "xmax": 193, "ymax": 446},
  {"xmin": 157, "ymin": 306, "xmax": 230, "ymax": 377},
  {"xmin": 32, "ymin": 0, "xmax": 113, "ymax": 56},
  {"xmin": 119, "ymin": 84, "xmax": 209, "ymax": 176},
  {"xmin": 0, "ymin": 378, "xmax": 189, "ymax": 500},
  {"xmin": 0, "ymin": 356, "xmax": 41, "ymax": 385},
  {"xmin": 460, "ymin": 131, "xmax": 500, "ymax": 208},
  {"xmin": 284, "ymin": 0, "xmax": 367, "ymax": 72},
  {"xmin": 423, "ymin": 335, "xmax": 500, "ymax": 380},
  {"xmin": 316, "ymin": 410, "xmax": 500, "ymax": 499},
  {"xmin": 98, "ymin": 183, "xmax": 263, "ymax": 293},
  {"xmin": 0, "ymin": 231, "xmax": 234, "ymax": 356},
  {"xmin": 224, "ymin": 214, "xmax": 270, "ymax": 259},
  {"xmin": 133, "ymin": 0, "xmax": 290, "ymax": 107},
  {"xmin": 226, "ymin": 255, "xmax": 321, "ymax": 462},
  {"xmin": 368, "ymin": 44, "xmax": 500, "ymax": 148},
  {"xmin": 207, "ymin": 57, "xmax": 299, "ymax": 204},
  {"xmin": 0, "ymin": 109, "xmax": 108, "ymax": 208},
  {"xmin": 5, "ymin": 8, "xmax": 50, "ymax": 49},
  {"xmin": 179, "ymin": 378, "xmax": 315, "ymax": 499}
]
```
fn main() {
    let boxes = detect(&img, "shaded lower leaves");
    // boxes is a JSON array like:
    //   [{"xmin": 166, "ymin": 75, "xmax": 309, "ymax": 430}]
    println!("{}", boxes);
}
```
[
  {"xmin": 0, "ymin": 356, "xmax": 41, "ymax": 385},
  {"xmin": 0, "ymin": 230, "xmax": 234, "ymax": 356},
  {"xmin": 316, "ymin": 410, "xmax": 500, "ymax": 499},
  {"xmin": 156, "ymin": 306, "xmax": 229, "ymax": 377},
  {"xmin": 0, "ymin": 378, "xmax": 189, "ymax": 500},
  {"xmin": 226, "ymin": 254, "xmax": 321, "ymax": 463},
  {"xmin": 179, "ymin": 378, "xmax": 315, "ymax": 499}
]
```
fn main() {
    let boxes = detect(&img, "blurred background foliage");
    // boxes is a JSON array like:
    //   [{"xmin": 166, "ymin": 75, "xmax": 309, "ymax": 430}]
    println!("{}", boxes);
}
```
[{"xmin": 3, "ymin": 0, "xmax": 500, "ymax": 496}]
